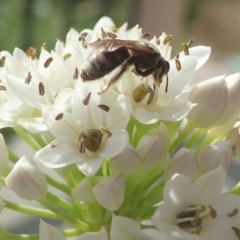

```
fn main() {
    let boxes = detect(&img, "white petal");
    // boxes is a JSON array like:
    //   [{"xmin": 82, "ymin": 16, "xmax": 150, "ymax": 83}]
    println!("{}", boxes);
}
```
[
  {"xmin": 110, "ymin": 215, "xmax": 140, "ymax": 240},
  {"xmin": 39, "ymin": 220, "xmax": 66, "ymax": 240},
  {"xmin": 35, "ymin": 139, "xmax": 82, "ymax": 168},
  {"xmin": 132, "ymin": 107, "xmax": 161, "ymax": 124},
  {"xmin": 93, "ymin": 175, "xmax": 125, "ymax": 211},
  {"xmin": 18, "ymin": 117, "xmax": 48, "ymax": 133},
  {"xmin": 190, "ymin": 166, "xmax": 226, "ymax": 203},
  {"xmin": 77, "ymin": 157, "xmax": 104, "ymax": 176},
  {"xmin": 100, "ymin": 130, "xmax": 129, "ymax": 158},
  {"xmin": 76, "ymin": 228, "xmax": 108, "ymax": 240}
]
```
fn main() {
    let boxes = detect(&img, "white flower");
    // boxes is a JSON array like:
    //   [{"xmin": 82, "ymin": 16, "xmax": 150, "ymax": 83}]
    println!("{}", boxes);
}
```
[
  {"xmin": 35, "ymin": 81, "xmax": 130, "ymax": 176},
  {"xmin": 152, "ymin": 166, "xmax": 240, "ymax": 240}
]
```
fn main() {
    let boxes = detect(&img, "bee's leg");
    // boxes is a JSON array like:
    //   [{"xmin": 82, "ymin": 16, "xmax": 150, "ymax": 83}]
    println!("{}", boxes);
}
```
[
  {"xmin": 134, "ymin": 64, "xmax": 155, "ymax": 77},
  {"xmin": 98, "ymin": 61, "xmax": 132, "ymax": 94}
]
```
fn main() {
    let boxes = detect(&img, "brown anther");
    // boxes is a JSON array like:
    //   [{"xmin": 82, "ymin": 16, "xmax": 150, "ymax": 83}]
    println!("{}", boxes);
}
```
[
  {"xmin": 82, "ymin": 92, "xmax": 91, "ymax": 105},
  {"xmin": 41, "ymin": 43, "xmax": 47, "ymax": 49},
  {"xmin": 232, "ymin": 227, "xmax": 240, "ymax": 239},
  {"xmin": 63, "ymin": 53, "xmax": 72, "ymax": 61},
  {"xmin": 187, "ymin": 38, "xmax": 194, "ymax": 48},
  {"xmin": 98, "ymin": 104, "xmax": 110, "ymax": 112},
  {"xmin": 0, "ymin": 56, "xmax": 6, "ymax": 67},
  {"xmin": 44, "ymin": 57, "xmax": 53, "ymax": 68},
  {"xmin": 101, "ymin": 27, "xmax": 107, "ymax": 39},
  {"xmin": 99, "ymin": 127, "xmax": 112, "ymax": 136},
  {"xmin": 175, "ymin": 59, "xmax": 181, "ymax": 71},
  {"xmin": 227, "ymin": 208, "xmax": 238, "ymax": 217},
  {"xmin": 39, "ymin": 82, "xmax": 45, "ymax": 96},
  {"xmin": 156, "ymin": 39, "xmax": 160, "ymax": 45},
  {"xmin": 0, "ymin": 86, "xmax": 6, "ymax": 91},
  {"xmin": 78, "ymin": 32, "xmax": 88, "ymax": 41},
  {"xmin": 73, "ymin": 67, "xmax": 79, "ymax": 80},
  {"xmin": 26, "ymin": 47, "xmax": 37, "ymax": 59},
  {"xmin": 55, "ymin": 113, "xmax": 63, "ymax": 121},
  {"xmin": 81, "ymin": 41, "xmax": 88, "ymax": 49},
  {"xmin": 25, "ymin": 72, "xmax": 32, "ymax": 84},
  {"xmin": 182, "ymin": 43, "xmax": 189, "ymax": 55},
  {"xmin": 163, "ymin": 35, "xmax": 173, "ymax": 45},
  {"xmin": 106, "ymin": 32, "xmax": 117, "ymax": 39},
  {"xmin": 141, "ymin": 32, "xmax": 151, "ymax": 39}
]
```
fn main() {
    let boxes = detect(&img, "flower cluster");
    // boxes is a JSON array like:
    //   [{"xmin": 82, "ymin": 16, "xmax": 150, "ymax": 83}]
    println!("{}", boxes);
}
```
[{"xmin": 0, "ymin": 17, "xmax": 240, "ymax": 240}]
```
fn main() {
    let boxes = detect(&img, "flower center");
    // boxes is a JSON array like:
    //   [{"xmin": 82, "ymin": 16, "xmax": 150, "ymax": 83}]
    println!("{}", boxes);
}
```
[{"xmin": 175, "ymin": 205, "xmax": 217, "ymax": 234}]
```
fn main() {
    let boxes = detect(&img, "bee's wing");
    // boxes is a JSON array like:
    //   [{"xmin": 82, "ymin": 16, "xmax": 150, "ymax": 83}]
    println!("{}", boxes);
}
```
[{"xmin": 88, "ymin": 39, "xmax": 156, "ymax": 54}]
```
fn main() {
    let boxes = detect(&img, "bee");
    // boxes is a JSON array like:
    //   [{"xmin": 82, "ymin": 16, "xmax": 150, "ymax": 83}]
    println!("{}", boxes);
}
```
[{"xmin": 80, "ymin": 38, "xmax": 170, "ymax": 94}]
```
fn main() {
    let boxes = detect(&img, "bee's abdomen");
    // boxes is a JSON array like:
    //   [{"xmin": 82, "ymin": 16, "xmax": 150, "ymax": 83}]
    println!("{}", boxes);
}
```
[{"xmin": 81, "ymin": 48, "xmax": 130, "ymax": 81}]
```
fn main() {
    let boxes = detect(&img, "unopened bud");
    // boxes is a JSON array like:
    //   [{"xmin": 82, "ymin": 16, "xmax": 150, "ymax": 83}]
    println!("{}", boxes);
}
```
[{"xmin": 5, "ymin": 156, "xmax": 47, "ymax": 200}]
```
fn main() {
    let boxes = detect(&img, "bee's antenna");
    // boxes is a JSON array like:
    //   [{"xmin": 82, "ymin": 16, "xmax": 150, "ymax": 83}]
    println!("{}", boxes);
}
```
[{"xmin": 165, "ymin": 74, "xmax": 169, "ymax": 93}]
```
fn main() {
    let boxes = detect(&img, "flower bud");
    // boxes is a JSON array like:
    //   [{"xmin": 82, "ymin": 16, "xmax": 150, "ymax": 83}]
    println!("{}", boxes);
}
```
[
  {"xmin": 197, "ymin": 141, "xmax": 231, "ymax": 175},
  {"xmin": 137, "ymin": 135, "xmax": 168, "ymax": 172},
  {"xmin": 110, "ymin": 145, "xmax": 140, "ymax": 175},
  {"xmin": 187, "ymin": 76, "xmax": 228, "ymax": 128},
  {"xmin": 5, "ymin": 156, "xmax": 47, "ymax": 200},
  {"xmin": 164, "ymin": 148, "xmax": 199, "ymax": 181},
  {"xmin": 93, "ymin": 175, "xmax": 125, "ymax": 211}
]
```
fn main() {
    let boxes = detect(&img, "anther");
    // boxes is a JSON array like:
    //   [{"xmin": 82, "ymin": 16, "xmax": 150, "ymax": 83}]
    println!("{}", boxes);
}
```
[
  {"xmin": 39, "ymin": 82, "xmax": 45, "ymax": 96},
  {"xmin": 73, "ymin": 67, "xmax": 79, "ymax": 80},
  {"xmin": 63, "ymin": 53, "xmax": 72, "ymax": 61},
  {"xmin": 227, "ymin": 208, "xmax": 238, "ymax": 217},
  {"xmin": 0, "ymin": 86, "xmax": 6, "ymax": 91},
  {"xmin": 106, "ymin": 32, "xmax": 117, "ymax": 39},
  {"xmin": 163, "ymin": 35, "xmax": 173, "ymax": 44},
  {"xmin": 82, "ymin": 92, "xmax": 91, "ymax": 105},
  {"xmin": 25, "ymin": 47, "xmax": 37, "ymax": 59},
  {"xmin": 98, "ymin": 104, "xmax": 110, "ymax": 112},
  {"xmin": 55, "ymin": 113, "xmax": 63, "ymax": 121},
  {"xmin": 25, "ymin": 72, "xmax": 32, "ymax": 84},
  {"xmin": 182, "ymin": 43, "xmax": 189, "ymax": 55},
  {"xmin": 44, "ymin": 57, "xmax": 53, "ymax": 68},
  {"xmin": 141, "ymin": 32, "xmax": 151, "ymax": 39},
  {"xmin": 0, "ymin": 56, "xmax": 6, "ymax": 67}
]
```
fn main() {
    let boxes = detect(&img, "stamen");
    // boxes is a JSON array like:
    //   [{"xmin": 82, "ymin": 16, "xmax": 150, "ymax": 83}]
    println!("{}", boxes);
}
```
[
  {"xmin": 82, "ymin": 92, "xmax": 91, "ymax": 105},
  {"xmin": 163, "ymin": 35, "xmax": 173, "ymax": 45},
  {"xmin": 44, "ymin": 57, "xmax": 53, "ymax": 68},
  {"xmin": 0, "ymin": 56, "xmax": 6, "ymax": 67},
  {"xmin": 99, "ymin": 127, "xmax": 112, "ymax": 137},
  {"xmin": 25, "ymin": 72, "xmax": 32, "ymax": 84},
  {"xmin": 39, "ymin": 82, "xmax": 45, "ymax": 96},
  {"xmin": 227, "ymin": 208, "xmax": 238, "ymax": 217},
  {"xmin": 182, "ymin": 43, "xmax": 189, "ymax": 55},
  {"xmin": 187, "ymin": 38, "xmax": 194, "ymax": 48},
  {"xmin": 26, "ymin": 47, "xmax": 37, "ymax": 59},
  {"xmin": 106, "ymin": 32, "xmax": 117, "ymax": 39},
  {"xmin": 55, "ymin": 113, "xmax": 63, "ymax": 121},
  {"xmin": 141, "ymin": 32, "xmax": 151, "ymax": 39},
  {"xmin": 175, "ymin": 54, "xmax": 181, "ymax": 71},
  {"xmin": 73, "ymin": 67, "xmax": 79, "ymax": 80},
  {"xmin": 41, "ymin": 43, "xmax": 47, "ymax": 49},
  {"xmin": 63, "ymin": 53, "xmax": 72, "ymax": 61},
  {"xmin": 98, "ymin": 104, "xmax": 110, "ymax": 112}
]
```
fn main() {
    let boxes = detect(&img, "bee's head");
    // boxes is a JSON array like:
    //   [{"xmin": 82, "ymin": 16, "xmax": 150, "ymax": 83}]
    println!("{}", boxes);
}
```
[{"xmin": 153, "ymin": 59, "xmax": 170, "ymax": 92}]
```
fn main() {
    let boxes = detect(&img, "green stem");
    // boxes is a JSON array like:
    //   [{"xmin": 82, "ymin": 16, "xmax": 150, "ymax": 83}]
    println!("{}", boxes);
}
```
[
  {"xmin": 0, "ymin": 228, "xmax": 38, "ymax": 240},
  {"xmin": 14, "ymin": 127, "xmax": 41, "ymax": 151},
  {"xmin": 29, "ymin": 132, "xmax": 46, "ymax": 148},
  {"xmin": 3, "ymin": 200, "xmax": 61, "ymax": 219},
  {"xmin": 45, "ymin": 175, "xmax": 71, "ymax": 195},
  {"xmin": 7, "ymin": 147, "xmax": 19, "ymax": 163},
  {"xmin": 169, "ymin": 124, "xmax": 194, "ymax": 154}
]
